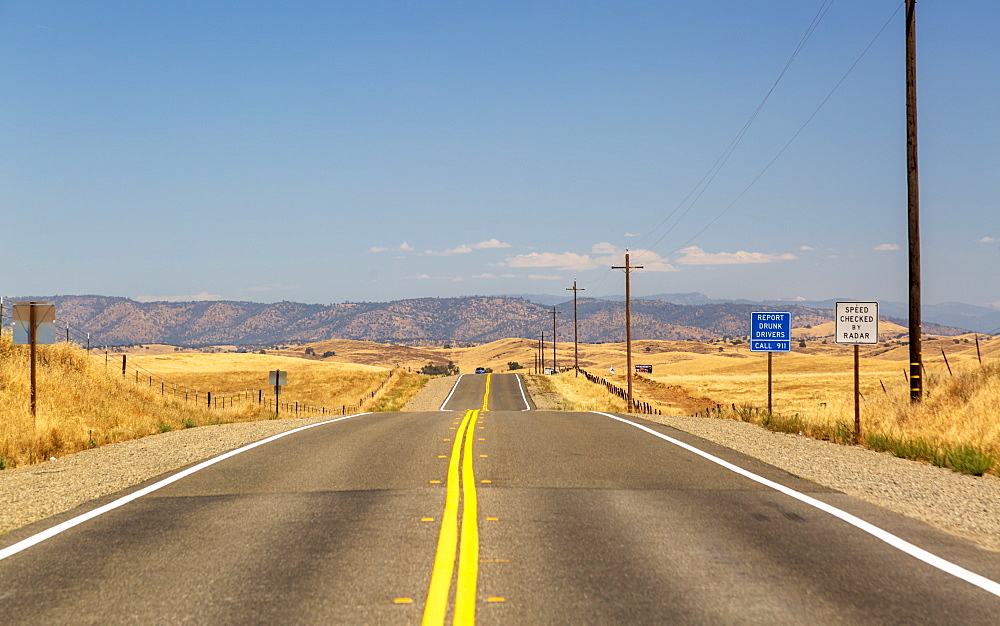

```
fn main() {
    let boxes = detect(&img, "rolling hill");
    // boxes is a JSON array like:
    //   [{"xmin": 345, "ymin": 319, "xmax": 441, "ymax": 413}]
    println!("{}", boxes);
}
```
[{"xmin": 4, "ymin": 294, "xmax": 965, "ymax": 347}]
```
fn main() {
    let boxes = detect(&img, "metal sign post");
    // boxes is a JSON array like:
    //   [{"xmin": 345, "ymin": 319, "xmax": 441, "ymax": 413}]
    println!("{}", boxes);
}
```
[
  {"xmin": 13, "ymin": 302, "xmax": 56, "ymax": 424},
  {"xmin": 749, "ymin": 312, "xmax": 792, "ymax": 414},
  {"xmin": 835, "ymin": 302, "xmax": 879, "ymax": 441},
  {"xmin": 269, "ymin": 370, "xmax": 287, "ymax": 415}
]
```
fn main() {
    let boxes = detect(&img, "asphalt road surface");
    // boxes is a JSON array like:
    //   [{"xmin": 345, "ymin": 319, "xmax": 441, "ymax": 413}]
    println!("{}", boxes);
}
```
[{"xmin": 1, "ymin": 373, "xmax": 998, "ymax": 623}]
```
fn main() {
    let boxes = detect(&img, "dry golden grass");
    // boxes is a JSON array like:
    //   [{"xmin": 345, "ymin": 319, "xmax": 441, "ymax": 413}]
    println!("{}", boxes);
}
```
[
  {"xmin": 542, "ymin": 334, "xmax": 1000, "ymax": 473},
  {"xmin": 540, "ymin": 372, "xmax": 627, "ymax": 413},
  {"xmin": 129, "ymin": 352, "xmax": 390, "ymax": 409},
  {"xmin": 0, "ymin": 336, "xmax": 404, "ymax": 469},
  {"xmin": 370, "ymin": 370, "xmax": 431, "ymax": 412},
  {"xmin": 0, "ymin": 336, "xmax": 271, "ymax": 468}
]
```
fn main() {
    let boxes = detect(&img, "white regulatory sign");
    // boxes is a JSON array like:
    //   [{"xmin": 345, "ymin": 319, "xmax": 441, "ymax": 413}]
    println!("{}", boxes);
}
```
[
  {"xmin": 269, "ymin": 370, "xmax": 287, "ymax": 386},
  {"xmin": 835, "ymin": 301, "xmax": 879, "ymax": 344}
]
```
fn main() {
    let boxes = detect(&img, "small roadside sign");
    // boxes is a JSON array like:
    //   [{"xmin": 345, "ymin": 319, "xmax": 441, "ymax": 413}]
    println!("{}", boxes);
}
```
[
  {"xmin": 835, "ymin": 302, "xmax": 879, "ymax": 344},
  {"xmin": 635, "ymin": 364, "xmax": 653, "ymax": 374},
  {"xmin": 749, "ymin": 312, "xmax": 791, "ymax": 352},
  {"xmin": 269, "ymin": 370, "xmax": 287, "ymax": 387},
  {"xmin": 269, "ymin": 370, "xmax": 287, "ymax": 415},
  {"xmin": 13, "ymin": 302, "xmax": 56, "ymax": 345}
]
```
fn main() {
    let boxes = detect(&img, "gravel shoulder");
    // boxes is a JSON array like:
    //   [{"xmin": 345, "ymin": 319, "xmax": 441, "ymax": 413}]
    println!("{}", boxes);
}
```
[
  {"xmin": 402, "ymin": 375, "xmax": 460, "ymax": 412},
  {"xmin": 3, "ymin": 376, "xmax": 998, "ymax": 554},
  {"xmin": 636, "ymin": 412, "xmax": 1000, "ymax": 552}
]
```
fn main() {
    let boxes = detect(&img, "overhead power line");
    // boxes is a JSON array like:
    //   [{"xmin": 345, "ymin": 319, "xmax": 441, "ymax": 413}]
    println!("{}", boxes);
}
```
[
  {"xmin": 658, "ymin": 1, "xmax": 905, "ymax": 258},
  {"xmin": 631, "ymin": 0, "xmax": 837, "ymax": 260}
]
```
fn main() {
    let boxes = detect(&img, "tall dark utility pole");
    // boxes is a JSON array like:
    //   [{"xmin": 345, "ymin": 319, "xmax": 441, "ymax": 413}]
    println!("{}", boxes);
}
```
[
  {"xmin": 539, "ymin": 331, "xmax": 545, "ymax": 374},
  {"xmin": 566, "ymin": 280, "xmax": 585, "ymax": 376},
  {"xmin": 612, "ymin": 252, "xmax": 643, "ymax": 410},
  {"xmin": 906, "ymin": 0, "xmax": 922, "ymax": 401},
  {"xmin": 550, "ymin": 307, "xmax": 559, "ymax": 372}
]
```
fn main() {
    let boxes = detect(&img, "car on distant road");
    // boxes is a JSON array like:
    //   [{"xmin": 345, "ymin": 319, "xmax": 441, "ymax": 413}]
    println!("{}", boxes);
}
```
[{"xmin": 475, "ymin": 367, "xmax": 486, "ymax": 374}]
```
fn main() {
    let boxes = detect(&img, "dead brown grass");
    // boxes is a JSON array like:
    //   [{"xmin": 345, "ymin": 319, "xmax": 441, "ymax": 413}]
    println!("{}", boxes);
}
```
[
  {"xmin": 553, "ymin": 335, "xmax": 999, "ymax": 473},
  {"xmin": 0, "ymin": 335, "xmax": 401, "ymax": 469},
  {"xmin": 129, "ymin": 352, "xmax": 390, "ymax": 409}
]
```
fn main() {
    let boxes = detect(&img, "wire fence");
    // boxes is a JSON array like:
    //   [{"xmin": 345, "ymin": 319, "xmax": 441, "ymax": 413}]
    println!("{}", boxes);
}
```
[
  {"xmin": 577, "ymin": 368, "xmax": 661, "ymax": 415},
  {"xmin": 0, "ymin": 307, "xmax": 396, "ymax": 418}
]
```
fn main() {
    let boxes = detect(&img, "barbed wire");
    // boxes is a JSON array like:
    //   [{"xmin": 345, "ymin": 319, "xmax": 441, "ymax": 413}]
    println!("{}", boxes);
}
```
[{"xmin": 0, "ymin": 306, "xmax": 396, "ymax": 417}]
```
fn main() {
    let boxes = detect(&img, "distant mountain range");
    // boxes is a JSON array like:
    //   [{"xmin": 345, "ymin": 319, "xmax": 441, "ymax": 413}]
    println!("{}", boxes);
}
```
[
  {"xmin": 511, "ymin": 292, "xmax": 1000, "ymax": 334},
  {"xmin": 3, "ymin": 294, "xmax": 971, "ymax": 347}
]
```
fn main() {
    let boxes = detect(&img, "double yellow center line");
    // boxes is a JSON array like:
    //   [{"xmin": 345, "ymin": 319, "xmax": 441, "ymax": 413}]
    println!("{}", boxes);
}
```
[
  {"xmin": 481, "ymin": 372, "xmax": 491, "ymax": 412},
  {"xmin": 423, "ymin": 374, "xmax": 490, "ymax": 625}
]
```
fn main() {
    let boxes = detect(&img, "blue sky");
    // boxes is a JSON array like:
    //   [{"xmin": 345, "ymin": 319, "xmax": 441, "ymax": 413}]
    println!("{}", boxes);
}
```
[{"xmin": 2, "ymin": 1, "xmax": 998, "ymax": 307}]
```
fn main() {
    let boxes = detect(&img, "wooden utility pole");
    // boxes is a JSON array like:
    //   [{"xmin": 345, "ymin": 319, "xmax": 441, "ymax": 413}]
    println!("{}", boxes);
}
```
[
  {"xmin": 566, "ymin": 280, "xmax": 585, "ymax": 376},
  {"xmin": 539, "ymin": 331, "xmax": 545, "ymax": 374},
  {"xmin": 906, "ymin": 0, "xmax": 923, "ymax": 401},
  {"xmin": 612, "ymin": 252, "xmax": 643, "ymax": 409},
  {"xmin": 550, "ymin": 307, "xmax": 559, "ymax": 373}
]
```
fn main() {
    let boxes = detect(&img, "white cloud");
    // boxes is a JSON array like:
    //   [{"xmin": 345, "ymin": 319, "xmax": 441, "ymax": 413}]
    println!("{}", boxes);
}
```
[
  {"xmin": 591, "ymin": 241, "xmax": 619, "ymax": 255},
  {"xmin": 470, "ymin": 238, "xmax": 511, "ymax": 250},
  {"xmin": 594, "ymin": 248, "xmax": 677, "ymax": 272},
  {"xmin": 136, "ymin": 292, "xmax": 223, "ymax": 303},
  {"xmin": 415, "ymin": 274, "xmax": 463, "ymax": 282},
  {"xmin": 675, "ymin": 246, "xmax": 797, "ymax": 265},
  {"xmin": 426, "ymin": 238, "xmax": 512, "ymax": 256},
  {"xmin": 505, "ymin": 251, "xmax": 597, "ymax": 270},
  {"xmin": 624, "ymin": 232, "xmax": 640, "ymax": 238},
  {"xmin": 980, "ymin": 236, "xmax": 997, "ymax": 244},
  {"xmin": 799, "ymin": 245, "xmax": 816, "ymax": 251},
  {"xmin": 505, "ymin": 245, "xmax": 678, "ymax": 273},
  {"xmin": 874, "ymin": 243, "xmax": 901, "ymax": 251},
  {"xmin": 369, "ymin": 241, "xmax": 414, "ymax": 253}
]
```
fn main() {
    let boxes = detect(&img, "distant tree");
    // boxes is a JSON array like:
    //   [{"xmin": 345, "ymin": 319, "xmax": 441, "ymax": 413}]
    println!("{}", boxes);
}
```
[
  {"xmin": 322, "ymin": 351, "xmax": 336, "ymax": 357},
  {"xmin": 421, "ymin": 361, "xmax": 460, "ymax": 376},
  {"xmin": 798, "ymin": 339, "xmax": 807, "ymax": 348},
  {"xmin": 507, "ymin": 361, "xmax": 523, "ymax": 371},
  {"xmin": 304, "ymin": 347, "xmax": 315, "ymax": 355},
  {"xmin": 259, "ymin": 350, "xmax": 266, "ymax": 354},
  {"xmin": 644, "ymin": 346, "xmax": 652, "ymax": 352}
]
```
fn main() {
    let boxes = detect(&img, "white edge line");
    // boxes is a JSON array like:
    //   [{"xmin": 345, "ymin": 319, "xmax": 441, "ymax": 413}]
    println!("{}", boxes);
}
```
[
  {"xmin": 592, "ymin": 411, "xmax": 1000, "ymax": 598},
  {"xmin": 514, "ymin": 374, "xmax": 532, "ymax": 411},
  {"xmin": 0, "ymin": 413, "xmax": 373, "ymax": 562},
  {"xmin": 439, "ymin": 374, "xmax": 466, "ymax": 411}
]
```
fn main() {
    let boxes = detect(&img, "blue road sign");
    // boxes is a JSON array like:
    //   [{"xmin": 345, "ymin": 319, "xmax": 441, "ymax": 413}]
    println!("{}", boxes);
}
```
[{"xmin": 750, "ymin": 311, "xmax": 792, "ymax": 352}]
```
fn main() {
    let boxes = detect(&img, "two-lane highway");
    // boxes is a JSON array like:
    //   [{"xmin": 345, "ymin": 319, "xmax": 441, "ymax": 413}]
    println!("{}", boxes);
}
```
[
  {"xmin": 441, "ymin": 372, "xmax": 534, "ymax": 412},
  {"xmin": 1, "ymin": 373, "xmax": 998, "ymax": 623}
]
